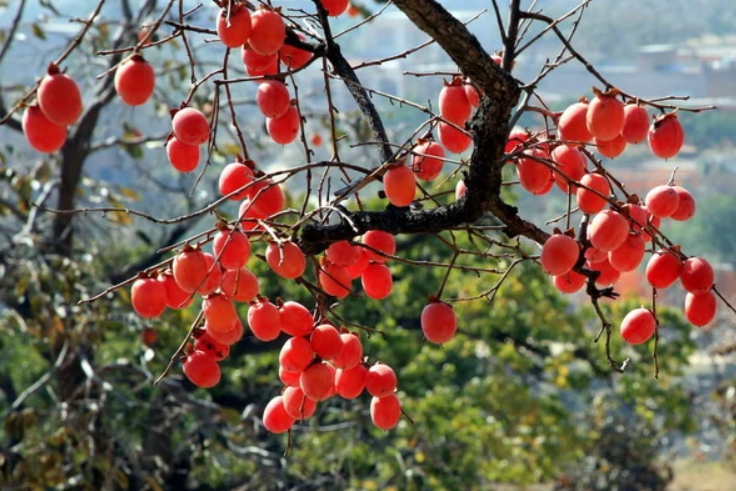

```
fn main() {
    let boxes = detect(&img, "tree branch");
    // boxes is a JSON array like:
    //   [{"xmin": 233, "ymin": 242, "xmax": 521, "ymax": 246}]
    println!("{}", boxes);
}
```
[{"xmin": 298, "ymin": 0, "xmax": 548, "ymax": 254}]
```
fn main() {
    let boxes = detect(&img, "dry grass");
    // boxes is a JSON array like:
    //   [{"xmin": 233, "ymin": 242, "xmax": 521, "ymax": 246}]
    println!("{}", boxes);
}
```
[
  {"xmin": 489, "ymin": 459, "xmax": 736, "ymax": 491},
  {"xmin": 670, "ymin": 459, "xmax": 736, "ymax": 491}
]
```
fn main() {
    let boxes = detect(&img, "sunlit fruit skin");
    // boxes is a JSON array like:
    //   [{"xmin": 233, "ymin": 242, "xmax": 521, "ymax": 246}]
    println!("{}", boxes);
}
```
[
  {"xmin": 195, "ymin": 331, "xmax": 230, "ymax": 361},
  {"xmin": 158, "ymin": 271, "xmax": 193, "ymax": 309},
  {"xmin": 279, "ymin": 33, "xmax": 313, "ymax": 69},
  {"xmin": 310, "ymin": 324, "xmax": 344, "ymax": 360},
  {"xmin": 464, "ymin": 82, "xmax": 480, "ymax": 107},
  {"xmin": 22, "ymin": 105, "xmax": 66, "ymax": 153},
  {"xmin": 242, "ymin": 46, "xmax": 277, "ymax": 71},
  {"xmin": 166, "ymin": 137, "xmax": 200, "ymax": 173},
  {"xmin": 221, "ymin": 267, "xmax": 259, "ymax": 302},
  {"xmin": 322, "ymin": 0, "xmax": 350, "ymax": 16},
  {"xmin": 247, "ymin": 298, "xmax": 282, "ymax": 341},
  {"xmin": 553, "ymin": 270, "xmax": 587, "ymax": 294},
  {"xmin": 250, "ymin": 181, "xmax": 285, "ymax": 218},
  {"xmin": 257, "ymin": 80, "xmax": 290, "ymax": 118},
  {"xmin": 212, "ymin": 229, "xmax": 250, "ymax": 271},
  {"xmin": 279, "ymin": 366, "xmax": 301, "ymax": 387},
  {"xmin": 38, "ymin": 69, "xmax": 83, "ymax": 126},
  {"xmin": 282, "ymin": 386, "xmax": 317, "ymax": 420},
  {"xmin": 411, "ymin": 141, "xmax": 445, "ymax": 181},
  {"xmin": 645, "ymin": 185, "xmax": 680, "ymax": 218},
  {"xmin": 335, "ymin": 364, "xmax": 367, "ymax": 399},
  {"xmin": 279, "ymin": 300, "xmax": 314, "ymax": 337},
  {"xmin": 267, "ymin": 105, "xmax": 301, "ymax": 144},
  {"xmin": 207, "ymin": 318, "xmax": 244, "ymax": 345},
  {"xmin": 621, "ymin": 104, "xmax": 650, "ymax": 144},
  {"xmin": 623, "ymin": 203, "xmax": 649, "ymax": 233},
  {"xmin": 557, "ymin": 101, "xmax": 591, "ymax": 146},
  {"xmin": 576, "ymin": 173, "xmax": 610, "ymax": 214},
  {"xmin": 420, "ymin": 301, "xmax": 458, "ymax": 344},
  {"xmin": 198, "ymin": 253, "xmax": 223, "ymax": 296},
  {"xmin": 332, "ymin": 333, "xmax": 363, "ymax": 369},
  {"xmin": 588, "ymin": 209, "xmax": 629, "ymax": 252},
  {"xmin": 326, "ymin": 240, "xmax": 358, "ymax": 267},
  {"xmin": 365, "ymin": 363, "xmax": 397, "ymax": 398},
  {"xmin": 540, "ymin": 234, "xmax": 580, "ymax": 276},
  {"xmin": 669, "ymin": 186, "xmax": 695, "ymax": 221},
  {"xmin": 620, "ymin": 308, "xmax": 656, "ymax": 345},
  {"xmin": 172, "ymin": 248, "xmax": 209, "ymax": 293},
  {"xmin": 266, "ymin": 241, "xmax": 306, "ymax": 279},
  {"xmin": 587, "ymin": 257, "xmax": 620, "ymax": 287},
  {"xmin": 551, "ymin": 144, "xmax": 586, "ymax": 192},
  {"xmin": 183, "ymin": 351, "xmax": 221, "ymax": 388},
  {"xmin": 346, "ymin": 247, "xmax": 370, "ymax": 279},
  {"xmin": 361, "ymin": 263, "xmax": 393, "ymax": 300},
  {"xmin": 238, "ymin": 199, "xmax": 265, "ymax": 231},
  {"xmin": 439, "ymin": 80, "xmax": 471, "ymax": 124},
  {"xmin": 249, "ymin": 8, "xmax": 286, "ymax": 56},
  {"xmin": 438, "ymin": 121, "xmax": 471, "ymax": 154},
  {"xmin": 680, "ymin": 257, "xmax": 714, "ymax": 294},
  {"xmin": 645, "ymin": 250, "xmax": 682, "ymax": 289},
  {"xmin": 300, "ymin": 362, "xmax": 334, "ymax": 401},
  {"xmin": 383, "ymin": 165, "xmax": 416, "ymax": 207},
  {"xmin": 279, "ymin": 337, "xmax": 315, "ymax": 372},
  {"xmin": 131, "ymin": 277, "xmax": 168, "ymax": 318},
  {"xmin": 608, "ymin": 233, "xmax": 646, "ymax": 272},
  {"xmin": 517, "ymin": 150, "xmax": 553, "ymax": 195},
  {"xmin": 263, "ymin": 396, "xmax": 295, "ymax": 434},
  {"xmin": 114, "ymin": 55, "xmax": 155, "ymax": 106},
  {"xmin": 648, "ymin": 113, "xmax": 684, "ymax": 159},
  {"xmin": 586, "ymin": 92, "xmax": 625, "ymax": 141},
  {"xmin": 362, "ymin": 231, "xmax": 396, "ymax": 263},
  {"xmin": 319, "ymin": 261, "xmax": 351, "ymax": 298},
  {"xmin": 216, "ymin": 5, "xmax": 252, "ymax": 48},
  {"xmin": 172, "ymin": 107, "xmax": 210, "ymax": 146},
  {"xmin": 596, "ymin": 134, "xmax": 627, "ymax": 159},
  {"xmin": 505, "ymin": 129, "xmax": 530, "ymax": 154},
  {"xmin": 370, "ymin": 394, "xmax": 401, "ymax": 430},
  {"xmin": 684, "ymin": 291, "xmax": 717, "ymax": 327},
  {"xmin": 246, "ymin": 53, "xmax": 279, "ymax": 76},
  {"xmin": 203, "ymin": 293, "xmax": 238, "ymax": 333},
  {"xmin": 585, "ymin": 247, "xmax": 607, "ymax": 264}
]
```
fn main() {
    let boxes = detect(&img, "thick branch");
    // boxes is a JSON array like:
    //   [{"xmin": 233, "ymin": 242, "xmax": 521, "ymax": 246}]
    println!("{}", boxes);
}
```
[{"xmin": 299, "ymin": 0, "xmax": 548, "ymax": 254}]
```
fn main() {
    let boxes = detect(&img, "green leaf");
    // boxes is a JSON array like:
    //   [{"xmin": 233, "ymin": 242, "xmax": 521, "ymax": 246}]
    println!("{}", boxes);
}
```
[
  {"xmin": 122, "ymin": 143, "xmax": 143, "ymax": 160},
  {"xmin": 31, "ymin": 23, "xmax": 46, "ymax": 40}
]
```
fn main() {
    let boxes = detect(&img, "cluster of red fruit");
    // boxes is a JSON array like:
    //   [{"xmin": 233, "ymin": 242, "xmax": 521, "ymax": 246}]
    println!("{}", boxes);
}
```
[
  {"xmin": 22, "ymin": 50, "xmax": 155, "ymax": 158},
  {"xmin": 217, "ymin": 3, "xmax": 314, "ymax": 146},
  {"xmin": 264, "ymin": 309, "xmax": 403, "ymax": 433},
  {"xmin": 127, "ymin": 219, "xmax": 412, "ymax": 430},
  {"xmin": 521, "ymin": 88, "xmax": 715, "ymax": 344}
]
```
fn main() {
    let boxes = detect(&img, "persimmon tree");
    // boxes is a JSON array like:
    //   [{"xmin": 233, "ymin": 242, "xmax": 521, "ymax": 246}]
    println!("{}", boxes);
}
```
[{"xmin": 0, "ymin": 0, "xmax": 727, "ymax": 482}]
